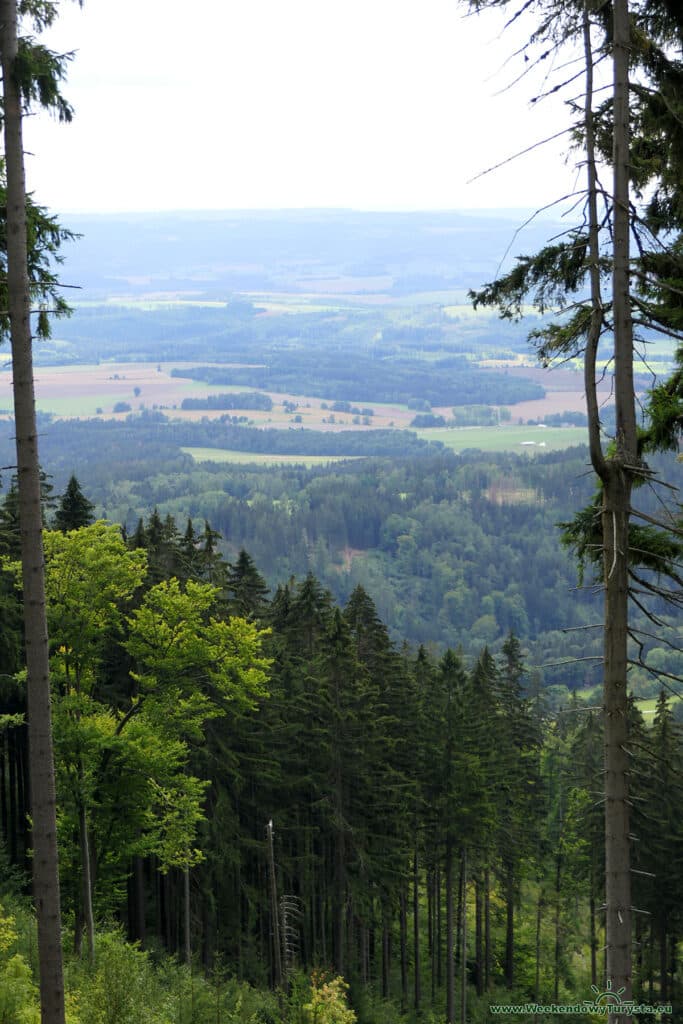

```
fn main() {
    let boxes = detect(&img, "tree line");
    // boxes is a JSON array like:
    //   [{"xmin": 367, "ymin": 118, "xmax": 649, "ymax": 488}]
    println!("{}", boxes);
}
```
[{"xmin": 170, "ymin": 357, "xmax": 544, "ymax": 408}]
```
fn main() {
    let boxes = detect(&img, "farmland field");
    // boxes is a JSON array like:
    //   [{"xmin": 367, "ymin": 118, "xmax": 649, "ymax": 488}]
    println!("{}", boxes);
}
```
[
  {"xmin": 0, "ymin": 360, "xmax": 600, "ymax": 435},
  {"xmin": 0, "ymin": 363, "xmax": 259, "ymax": 419},
  {"xmin": 415, "ymin": 424, "xmax": 588, "ymax": 452},
  {"xmin": 181, "ymin": 447, "xmax": 364, "ymax": 467}
]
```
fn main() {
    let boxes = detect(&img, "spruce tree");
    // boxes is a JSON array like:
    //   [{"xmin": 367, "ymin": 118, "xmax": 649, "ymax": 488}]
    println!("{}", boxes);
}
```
[
  {"xmin": 226, "ymin": 549, "xmax": 270, "ymax": 620},
  {"xmin": 54, "ymin": 475, "xmax": 94, "ymax": 532}
]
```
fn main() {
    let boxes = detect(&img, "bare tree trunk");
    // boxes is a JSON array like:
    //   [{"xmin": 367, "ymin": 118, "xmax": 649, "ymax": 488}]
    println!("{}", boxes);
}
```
[
  {"xmin": 475, "ymin": 875, "xmax": 484, "ymax": 998},
  {"xmin": 604, "ymin": 0, "xmax": 634, "ymax": 1011},
  {"xmin": 659, "ymin": 911, "xmax": 667, "ymax": 1002},
  {"xmin": 583, "ymin": 3, "xmax": 633, "ymax": 1013},
  {"xmin": 436, "ymin": 864, "xmax": 442, "ymax": 990},
  {"xmin": 78, "ymin": 790, "xmax": 95, "ymax": 962},
  {"xmin": 0, "ymin": 3, "xmax": 66, "ymax": 1021},
  {"xmin": 535, "ymin": 893, "xmax": 543, "ymax": 1001},
  {"xmin": 428, "ymin": 867, "xmax": 436, "ymax": 1003},
  {"xmin": 400, "ymin": 888, "xmax": 408, "ymax": 1012},
  {"xmin": 8, "ymin": 727, "xmax": 17, "ymax": 862},
  {"xmin": 484, "ymin": 867, "xmax": 491, "ymax": 993},
  {"xmin": 590, "ymin": 889, "xmax": 598, "ymax": 989},
  {"xmin": 554, "ymin": 851, "xmax": 562, "ymax": 1002},
  {"xmin": 266, "ymin": 820, "xmax": 282, "ymax": 988},
  {"xmin": 381, "ymin": 902, "xmax": 390, "ymax": 999},
  {"xmin": 445, "ymin": 841, "xmax": 454, "ymax": 1024},
  {"xmin": 184, "ymin": 866, "xmax": 191, "ymax": 965},
  {"xmin": 460, "ymin": 848, "xmax": 467, "ymax": 1024},
  {"xmin": 413, "ymin": 849, "xmax": 421, "ymax": 1011},
  {"xmin": 504, "ymin": 862, "xmax": 514, "ymax": 990},
  {"xmin": 0, "ymin": 732, "xmax": 7, "ymax": 844},
  {"xmin": 134, "ymin": 855, "xmax": 146, "ymax": 946}
]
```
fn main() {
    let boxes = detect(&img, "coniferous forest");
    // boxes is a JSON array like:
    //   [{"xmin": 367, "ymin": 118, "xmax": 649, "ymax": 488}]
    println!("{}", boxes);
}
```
[{"xmin": 1, "ymin": 488, "xmax": 682, "ymax": 1022}]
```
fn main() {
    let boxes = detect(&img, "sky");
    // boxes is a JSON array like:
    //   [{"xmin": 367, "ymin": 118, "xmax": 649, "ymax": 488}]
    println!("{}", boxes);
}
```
[{"xmin": 23, "ymin": 0, "xmax": 582, "ymax": 214}]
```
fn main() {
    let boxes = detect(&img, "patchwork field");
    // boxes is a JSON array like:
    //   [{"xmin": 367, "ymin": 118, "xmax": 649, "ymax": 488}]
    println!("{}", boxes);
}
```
[{"xmin": 0, "ymin": 361, "xmax": 598, "ymax": 454}]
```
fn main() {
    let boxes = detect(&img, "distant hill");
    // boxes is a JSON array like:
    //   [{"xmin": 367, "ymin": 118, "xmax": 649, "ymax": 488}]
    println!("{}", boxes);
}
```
[{"xmin": 57, "ymin": 208, "xmax": 564, "ymax": 302}]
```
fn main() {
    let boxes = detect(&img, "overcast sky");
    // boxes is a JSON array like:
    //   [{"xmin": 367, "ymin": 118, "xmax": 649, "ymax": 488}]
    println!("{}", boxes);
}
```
[{"xmin": 23, "ymin": 0, "xmax": 581, "ymax": 214}]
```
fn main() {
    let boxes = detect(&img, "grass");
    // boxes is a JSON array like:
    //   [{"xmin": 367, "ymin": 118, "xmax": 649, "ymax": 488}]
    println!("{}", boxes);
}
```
[
  {"xmin": 572, "ymin": 686, "xmax": 681, "ymax": 719},
  {"xmin": 181, "ymin": 447, "xmax": 365, "ymax": 467},
  {"xmin": 415, "ymin": 424, "xmax": 588, "ymax": 452},
  {"xmin": 635, "ymin": 696, "xmax": 682, "ymax": 718},
  {"xmin": 33, "ymin": 393, "xmax": 137, "ymax": 416}
]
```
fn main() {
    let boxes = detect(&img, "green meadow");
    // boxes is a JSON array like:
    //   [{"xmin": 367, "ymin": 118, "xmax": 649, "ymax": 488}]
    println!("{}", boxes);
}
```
[
  {"xmin": 182, "ymin": 447, "xmax": 364, "ymax": 466},
  {"xmin": 415, "ymin": 424, "xmax": 588, "ymax": 452}
]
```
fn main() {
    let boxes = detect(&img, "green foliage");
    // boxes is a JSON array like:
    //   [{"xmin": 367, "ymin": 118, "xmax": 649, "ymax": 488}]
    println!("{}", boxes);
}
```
[
  {"xmin": 42, "ymin": 521, "xmax": 147, "ymax": 684},
  {"xmin": 14, "ymin": 37, "xmax": 73, "ymax": 121},
  {"xmin": 68, "ymin": 931, "xmax": 173, "ymax": 1024},
  {"xmin": 639, "ymin": 355, "xmax": 683, "ymax": 453},
  {"xmin": 125, "ymin": 577, "xmax": 270, "ymax": 722},
  {"xmin": 469, "ymin": 235, "xmax": 599, "ymax": 321},
  {"xmin": 0, "ymin": 190, "xmax": 74, "ymax": 343},
  {"xmin": 302, "ymin": 972, "xmax": 356, "ymax": 1024},
  {"xmin": 0, "ymin": 953, "xmax": 40, "ymax": 1024},
  {"xmin": 0, "ymin": 901, "xmax": 39, "ymax": 1024}
]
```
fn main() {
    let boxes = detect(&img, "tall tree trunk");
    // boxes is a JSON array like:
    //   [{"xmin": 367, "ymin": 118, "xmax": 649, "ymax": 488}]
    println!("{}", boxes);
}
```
[
  {"xmin": 413, "ymin": 849, "xmax": 421, "ymax": 1011},
  {"xmin": 266, "ymin": 820, "xmax": 282, "ymax": 988},
  {"xmin": 659, "ymin": 911, "xmax": 667, "ymax": 1002},
  {"xmin": 634, "ymin": 913, "xmax": 643, "ymax": 1003},
  {"xmin": 445, "ymin": 841, "xmax": 454, "ymax": 1024},
  {"xmin": 184, "ymin": 866, "xmax": 191, "ymax": 965},
  {"xmin": 0, "ymin": 732, "xmax": 7, "ymax": 844},
  {"xmin": 237, "ymin": 866, "xmax": 243, "ymax": 981},
  {"xmin": 134, "ymin": 855, "xmax": 146, "ymax": 946},
  {"xmin": 360, "ymin": 920, "xmax": 369, "ymax": 985},
  {"xmin": 77, "ymin": 791, "xmax": 95, "ymax": 962},
  {"xmin": 484, "ymin": 866, "xmax": 491, "ymax": 992},
  {"xmin": 381, "ymin": 902, "xmax": 390, "ymax": 1000},
  {"xmin": 535, "ymin": 893, "xmax": 543, "ymax": 1001},
  {"xmin": 475, "ymin": 875, "xmax": 484, "ymax": 998},
  {"xmin": 8, "ymin": 726, "xmax": 17, "ymax": 862},
  {"xmin": 504, "ymin": 862, "xmax": 514, "ymax": 990},
  {"xmin": 602, "ymin": 467, "xmax": 633, "ymax": 1018},
  {"xmin": 436, "ymin": 864, "xmax": 442, "ymax": 990},
  {"xmin": 590, "ymin": 864, "xmax": 597, "ymax": 988},
  {"xmin": 460, "ymin": 848, "xmax": 467, "ymax": 1024},
  {"xmin": 0, "ymin": 3, "xmax": 66, "ymax": 1020},
  {"xmin": 17, "ymin": 725, "xmax": 28, "ymax": 864},
  {"xmin": 428, "ymin": 867, "xmax": 436, "ymax": 1003},
  {"xmin": 583, "ymin": 2, "xmax": 633, "ymax": 1011},
  {"xmin": 400, "ymin": 887, "xmax": 408, "ymax": 1012},
  {"xmin": 554, "ymin": 851, "xmax": 562, "ymax": 1002}
]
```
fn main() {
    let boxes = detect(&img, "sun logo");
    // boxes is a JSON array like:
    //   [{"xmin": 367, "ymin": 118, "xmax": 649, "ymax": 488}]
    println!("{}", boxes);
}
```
[{"xmin": 585, "ymin": 980, "xmax": 626, "ymax": 1007}]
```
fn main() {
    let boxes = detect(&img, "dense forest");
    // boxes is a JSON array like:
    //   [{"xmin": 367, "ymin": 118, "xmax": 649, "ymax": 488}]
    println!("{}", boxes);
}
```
[
  {"xmin": 1, "ymin": 417, "xmax": 679, "ymax": 698},
  {"xmin": 1, "ymin": 488, "xmax": 681, "ymax": 1023},
  {"xmin": 168, "ymin": 359, "xmax": 544, "ymax": 408}
]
